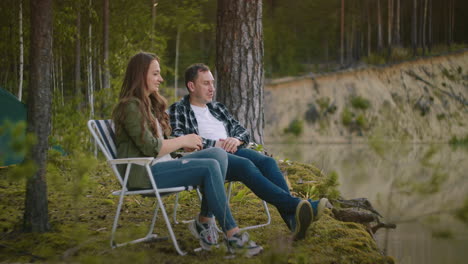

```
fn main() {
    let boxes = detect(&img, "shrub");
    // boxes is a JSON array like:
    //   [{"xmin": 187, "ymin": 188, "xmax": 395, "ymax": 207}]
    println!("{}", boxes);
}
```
[
  {"xmin": 341, "ymin": 108, "xmax": 353, "ymax": 126},
  {"xmin": 350, "ymin": 96, "xmax": 371, "ymax": 110},
  {"xmin": 284, "ymin": 119, "xmax": 304, "ymax": 136}
]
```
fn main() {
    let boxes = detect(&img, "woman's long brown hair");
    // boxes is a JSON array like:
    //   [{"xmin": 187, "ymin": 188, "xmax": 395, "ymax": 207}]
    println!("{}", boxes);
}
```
[{"xmin": 112, "ymin": 52, "xmax": 171, "ymax": 140}]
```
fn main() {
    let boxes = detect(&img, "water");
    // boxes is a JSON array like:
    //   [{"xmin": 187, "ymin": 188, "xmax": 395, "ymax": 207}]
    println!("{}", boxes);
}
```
[{"xmin": 267, "ymin": 142, "xmax": 468, "ymax": 264}]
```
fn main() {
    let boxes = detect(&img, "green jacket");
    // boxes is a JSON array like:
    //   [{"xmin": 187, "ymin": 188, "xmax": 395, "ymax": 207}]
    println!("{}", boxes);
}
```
[{"xmin": 115, "ymin": 98, "xmax": 163, "ymax": 190}]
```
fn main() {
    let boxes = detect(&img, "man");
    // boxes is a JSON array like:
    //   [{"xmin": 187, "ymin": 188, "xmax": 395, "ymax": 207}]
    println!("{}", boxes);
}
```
[{"xmin": 168, "ymin": 63, "xmax": 328, "ymax": 242}]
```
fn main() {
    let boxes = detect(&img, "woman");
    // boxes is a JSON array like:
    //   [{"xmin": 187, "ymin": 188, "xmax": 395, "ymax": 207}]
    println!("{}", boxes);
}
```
[{"xmin": 112, "ymin": 52, "xmax": 262, "ymax": 256}]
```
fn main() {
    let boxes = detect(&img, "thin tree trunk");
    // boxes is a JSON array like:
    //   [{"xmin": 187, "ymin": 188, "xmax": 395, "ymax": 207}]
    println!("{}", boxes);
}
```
[
  {"xmin": 60, "ymin": 53, "xmax": 64, "ymax": 106},
  {"xmin": 428, "ymin": 0, "xmax": 432, "ymax": 52},
  {"xmin": 377, "ymin": 0, "xmax": 383, "ymax": 51},
  {"xmin": 422, "ymin": 0, "xmax": 428, "ymax": 54},
  {"xmin": 102, "ymin": 0, "xmax": 110, "ymax": 90},
  {"xmin": 151, "ymin": 0, "xmax": 158, "ymax": 46},
  {"xmin": 216, "ymin": 0, "xmax": 264, "ymax": 144},
  {"xmin": 88, "ymin": 0, "xmax": 94, "ymax": 119},
  {"xmin": 340, "ymin": 0, "xmax": 345, "ymax": 65},
  {"xmin": 24, "ymin": 0, "xmax": 53, "ymax": 233},
  {"xmin": 412, "ymin": 0, "xmax": 418, "ymax": 56},
  {"xmin": 393, "ymin": 0, "xmax": 401, "ymax": 47},
  {"xmin": 18, "ymin": 0, "xmax": 24, "ymax": 101},
  {"xmin": 367, "ymin": 0, "xmax": 371, "ymax": 56},
  {"xmin": 388, "ymin": 0, "xmax": 394, "ymax": 47},
  {"xmin": 174, "ymin": 25, "xmax": 181, "ymax": 101},
  {"xmin": 75, "ymin": 7, "xmax": 81, "ymax": 105}
]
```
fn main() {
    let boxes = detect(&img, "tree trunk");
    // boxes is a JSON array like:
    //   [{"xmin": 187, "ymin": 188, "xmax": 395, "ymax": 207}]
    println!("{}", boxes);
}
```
[
  {"xmin": 174, "ymin": 25, "xmax": 181, "ymax": 101},
  {"xmin": 412, "ymin": 0, "xmax": 418, "ymax": 56},
  {"xmin": 394, "ymin": 0, "xmax": 401, "ymax": 46},
  {"xmin": 88, "ymin": 0, "xmax": 94, "ymax": 119},
  {"xmin": 428, "ymin": 0, "xmax": 432, "ymax": 52},
  {"xmin": 340, "ymin": 0, "xmax": 345, "ymax": 65},
  {"xmin": 367, "ymin": 0, "xmax": 371, "ymax": 56},
  {"xmin": 151, "ymin": 0, "xmax": 158, "ymax": 46},
  {"xmin": 422, "ymin": 0, "xmax": 428, "ymax": 54},
  {"xmin": 388, "ymin": 0, "xmax": 393, "ymax": 47},
  {"xmin": 216, "ymin": 0, "xmax": 264, "ymax": 144},
  {"xmin": 75, "ymin": 7, "xmax": 81, "ymax": 105},
  {"xmin": 377, "ymin": 0, "xmax": 383, "ymax": 51},
  {"xmin": 18, "ymin": 0, "xmax": 24, "ymax": 101},
  {"xmin": 23, "ymin": 0, "xmax": 53, "ymax": 233},
  {"xmin": 102, "ymin": 0, "xmax": 110, "ymax": 90}
]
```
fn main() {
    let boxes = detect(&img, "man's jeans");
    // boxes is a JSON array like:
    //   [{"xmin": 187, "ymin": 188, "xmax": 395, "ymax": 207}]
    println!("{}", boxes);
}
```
[{"xmin": 226, "ymin": 148, "xmax": 301, "ymax": 227}]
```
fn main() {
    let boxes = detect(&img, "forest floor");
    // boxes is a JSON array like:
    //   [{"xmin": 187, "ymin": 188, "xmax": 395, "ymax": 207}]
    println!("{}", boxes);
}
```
[{"xmin": 0, "ymin": 159, "xmax": 395, "ymax": 264}]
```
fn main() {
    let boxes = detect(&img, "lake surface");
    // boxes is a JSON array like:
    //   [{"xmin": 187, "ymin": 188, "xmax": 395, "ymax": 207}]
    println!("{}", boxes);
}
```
[{"xmin": 267, "ymin": 142, "xmax": 468, "ymax": 264}]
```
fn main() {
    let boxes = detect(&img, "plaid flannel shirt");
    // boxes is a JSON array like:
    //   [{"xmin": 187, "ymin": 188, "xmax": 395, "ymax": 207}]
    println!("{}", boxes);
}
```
[{"xmin": 168, "ymin": 95, "xmax": 250, "ymax": 149}]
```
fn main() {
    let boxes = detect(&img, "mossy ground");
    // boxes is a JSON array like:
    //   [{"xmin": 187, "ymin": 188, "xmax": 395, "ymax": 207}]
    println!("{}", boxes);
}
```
[{"xmin": 0, "ymin": 159, "xmax": 394, "ymax": 264}]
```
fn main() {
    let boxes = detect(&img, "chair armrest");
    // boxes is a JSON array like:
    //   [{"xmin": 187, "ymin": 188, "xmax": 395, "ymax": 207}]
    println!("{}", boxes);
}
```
[{"xmin": 108, "ymin": 157, "xmax": 154, "ymax": 166}]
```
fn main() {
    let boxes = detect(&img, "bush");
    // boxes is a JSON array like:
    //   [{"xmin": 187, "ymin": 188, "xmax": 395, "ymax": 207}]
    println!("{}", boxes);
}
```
[
  {"xmin": 350, "ymin": 96, "xmax": 371, "ymax": 110},
  {"xmin": 341, "ymin": 108, "xmax": 353, "ymax": 126},
  {"xmin": 284, "ymin": 119, "xmax": 304, "ymax": 136}
]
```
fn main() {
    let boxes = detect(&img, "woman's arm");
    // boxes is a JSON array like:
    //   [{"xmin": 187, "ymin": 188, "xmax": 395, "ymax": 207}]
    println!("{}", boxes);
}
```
[{"xmin": 158, "ymin": 134, "xmax": 202, "ymax": 157}]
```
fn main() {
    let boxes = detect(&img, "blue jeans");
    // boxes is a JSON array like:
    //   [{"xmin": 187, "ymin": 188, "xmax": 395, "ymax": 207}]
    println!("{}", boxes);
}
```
[
  {"xmin": 226, "ymin": 148, "xmax": 300, "ymax": 228},
  {"xmin": 150, "ymin": 148, "xmax": 236, "ymax": 232}
]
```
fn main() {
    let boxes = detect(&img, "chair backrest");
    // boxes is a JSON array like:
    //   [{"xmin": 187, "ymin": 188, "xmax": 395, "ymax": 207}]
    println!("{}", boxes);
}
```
[
  {"xmin": 88, "ymin": 119, "xmax": 126, "ymax": 185},
  {"xmin": 88, "ymin": 119, "xmax": 117, "ymax": 160}
]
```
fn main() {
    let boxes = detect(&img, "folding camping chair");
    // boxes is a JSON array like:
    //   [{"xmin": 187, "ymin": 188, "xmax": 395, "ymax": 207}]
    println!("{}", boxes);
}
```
[{"xmin": 88, "ymin": 119, "xmax": 196, "ymax": 255}]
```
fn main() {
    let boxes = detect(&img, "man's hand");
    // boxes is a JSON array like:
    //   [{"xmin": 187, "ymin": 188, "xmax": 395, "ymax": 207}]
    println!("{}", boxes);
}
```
[{"xmin": 216, "ymin": 137, "xmax": 241, "ymax": 153}]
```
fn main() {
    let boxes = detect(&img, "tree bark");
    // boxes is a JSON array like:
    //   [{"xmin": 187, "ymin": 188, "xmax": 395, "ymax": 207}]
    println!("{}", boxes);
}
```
[
  {"xmin": 87, "ymin": 0, "xmax": 94, "ymax": 119},
  {"xmin": 422, "ymin": 0, "xmax": 428, "ymax": 54},
  {"xmin": 18, "ymin": 0, "xmax": 24, "ymax": 101},
  {"xmin": 367, "ymin": 0, "xmax": 371, "ymax": 56},
  {"xmin": 102, "ymin": 0, "xmax": 110, "ymax": 90},
  {"xmin": 216, "ymin": 0, "xmax": 264, "ymax": 144},
  {"xmin": 428, "ymin": 0, "xmax": 432, "ymax": 52},
  {"xmin": 388, "ymin": 0, "xmax": 394, "ymax": 47},
  {"xmin": 24, "ymin": 0, "xmax": 53, "ymax": 233}
]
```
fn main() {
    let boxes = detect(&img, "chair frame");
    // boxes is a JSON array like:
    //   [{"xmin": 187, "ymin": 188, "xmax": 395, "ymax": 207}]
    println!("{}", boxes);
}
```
[{"xmin": 88, "ymin": 119, "xmax": 193, "ymax": 255}]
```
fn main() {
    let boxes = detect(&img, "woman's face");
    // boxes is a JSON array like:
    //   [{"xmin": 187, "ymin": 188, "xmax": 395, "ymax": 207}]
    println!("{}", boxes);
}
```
[{"xmin": 145, "ymin": 59, "xmax": 164, "ymax": 95}]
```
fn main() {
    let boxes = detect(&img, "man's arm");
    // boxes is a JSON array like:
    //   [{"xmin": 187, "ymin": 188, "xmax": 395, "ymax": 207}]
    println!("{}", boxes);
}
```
[{"xmin": 216, "ymin": 103, "xmax": 250, "ymax": 146}]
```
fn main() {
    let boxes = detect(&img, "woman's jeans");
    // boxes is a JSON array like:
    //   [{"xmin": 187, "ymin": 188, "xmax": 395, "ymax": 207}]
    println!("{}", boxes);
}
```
[
  {"xmin": 227, "ymin": 148, "xmax": 300, "ymax": 228},
  {"xmin": 150, "ymin": 147, "xmax": 236, "ymax": 232}
]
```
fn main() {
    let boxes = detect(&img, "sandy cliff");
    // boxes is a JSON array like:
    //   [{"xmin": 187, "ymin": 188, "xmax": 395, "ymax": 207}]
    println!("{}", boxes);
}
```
[{"xmin": 264, "ymin": 50, "xmax": 468, "ymax": 143}]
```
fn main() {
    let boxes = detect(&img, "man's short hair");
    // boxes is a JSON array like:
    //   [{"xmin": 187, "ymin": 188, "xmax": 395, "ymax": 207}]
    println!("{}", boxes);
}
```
[{"xmin": 184, "ymin": 63, "xmax": 210, "ymax": 91}]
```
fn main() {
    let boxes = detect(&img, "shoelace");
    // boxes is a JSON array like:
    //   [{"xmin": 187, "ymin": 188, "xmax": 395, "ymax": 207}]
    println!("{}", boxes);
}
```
[{"xmin": 200, "ymin": 222, "xmax": 219, "ymax": 244}]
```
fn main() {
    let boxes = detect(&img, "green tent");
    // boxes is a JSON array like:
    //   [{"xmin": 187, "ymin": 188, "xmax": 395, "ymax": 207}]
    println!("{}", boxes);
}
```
[{"xmin": 0, "ymin": 87, "xmax": 27, "ymax": 167}]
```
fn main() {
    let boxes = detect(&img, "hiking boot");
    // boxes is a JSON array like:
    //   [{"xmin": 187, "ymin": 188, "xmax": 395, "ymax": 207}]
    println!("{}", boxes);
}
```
[
  {"xmin": 292, "ymin": 200, "xmax": 313, "ymax": 240},
  {"xmin": 309, "ymin": 198, "xmax": 330, "ymax": 222},
  {"xmin": 226, "ymin": 231, "xmax": 263, "ymax": 257},
  {"xmin": 188, "ymin": 215, "xmax": 219, "ymax": 250}
]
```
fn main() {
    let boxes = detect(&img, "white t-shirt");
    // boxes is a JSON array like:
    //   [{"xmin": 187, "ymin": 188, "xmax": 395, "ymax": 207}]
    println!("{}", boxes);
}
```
[{"xmin": 191, "ymin": 104, "xmax": 228, "ymax": 140}]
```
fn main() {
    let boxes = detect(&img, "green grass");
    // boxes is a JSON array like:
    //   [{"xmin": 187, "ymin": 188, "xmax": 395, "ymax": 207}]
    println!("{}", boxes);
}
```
[{"xmin": 0, "ymin": 159, "xmax": 393, "ymax": 263}]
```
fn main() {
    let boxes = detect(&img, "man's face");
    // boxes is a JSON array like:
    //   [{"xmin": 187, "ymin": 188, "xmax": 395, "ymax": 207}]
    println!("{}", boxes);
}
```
[{"xmin": 188, "ymin": 70, "xmax": 215, "ymax": 106}]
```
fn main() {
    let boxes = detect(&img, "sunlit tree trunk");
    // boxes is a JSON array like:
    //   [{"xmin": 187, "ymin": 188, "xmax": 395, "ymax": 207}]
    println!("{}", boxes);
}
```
[
  {"xmin": 151, "ymin": 0, "xmax": 158, "ymax": 46},
  {"xmin": 102, "ymin": 0, "xmax": 110, "ymax": 90},
  {"xmin": 216, "ymin": 0, "xmax": 264, "ymax": 144},
  {"xmin": 24, "ymin": 0, "xmax": 53, "ymax": 233}
]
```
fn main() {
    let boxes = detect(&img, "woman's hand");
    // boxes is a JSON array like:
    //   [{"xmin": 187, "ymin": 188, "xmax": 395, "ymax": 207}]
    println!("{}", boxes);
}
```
[{"xmin": 181, "ymin": 134, "xmax": 203, "ymax": 151}]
